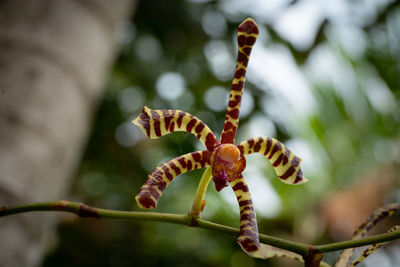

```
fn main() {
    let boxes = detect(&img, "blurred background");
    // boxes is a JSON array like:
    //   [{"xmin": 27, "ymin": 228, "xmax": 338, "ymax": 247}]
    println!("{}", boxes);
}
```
[{"xmin": 1, "ymin": 0, "xmax": 400, "ymax": 266}]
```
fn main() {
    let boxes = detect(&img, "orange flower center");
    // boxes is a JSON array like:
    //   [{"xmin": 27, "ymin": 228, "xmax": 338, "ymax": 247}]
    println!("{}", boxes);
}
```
[
  {"xmin": 210, "ymin": 144, "xmax": 246, "ymax": 191},
  {"xmin": 217, "ymin": 144, "xmax": 241, "ymax": 163}
]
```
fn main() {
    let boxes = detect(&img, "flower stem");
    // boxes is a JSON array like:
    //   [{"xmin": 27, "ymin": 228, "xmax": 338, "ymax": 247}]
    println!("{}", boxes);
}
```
[
  {"xmin": 0, "ymin": 200, "xmax": 189, "ymax": 224},
  {"xmin": 190, "ymin": 167, "xmax": 212, "ymax": 218},
  {"xmin": 315, "ymin": 231, "xmax": 400, "ymax": 253},
  {"xmin": 1, "ymin": 200, "xmax": 400, "ymax": 260}
]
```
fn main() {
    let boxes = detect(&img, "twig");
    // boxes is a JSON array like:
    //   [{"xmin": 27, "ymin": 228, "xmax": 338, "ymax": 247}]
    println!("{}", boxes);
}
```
[{"xmin": 1, "ymin": 200, "xmax": 400, "ymax": 260}]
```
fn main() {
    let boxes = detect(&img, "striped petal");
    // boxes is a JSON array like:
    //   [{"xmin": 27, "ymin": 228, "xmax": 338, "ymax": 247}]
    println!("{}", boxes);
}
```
[
  {"xmin": 220, "ymin": 18, "xmax": 259, "ymax": 144},
  {"xmin": 335, "ymin": 203, "xmax": 399, "ymax": 267},
  {"xmin": 237, "ymin": 137, "xmax": 308, "ymax": 185},
  {"xmin": 229, "ymin": 175, "xmax": 261, "ymax": 256},
  {"xmin": 133, "ymin": 106, "xmax": 219, "ymax": 151},
  {"xmin": 136, "ymin": 150, "xmax": 211, "ymax": 209},
  {"xmin": 229, "ymin": 174, "xmax": 322, "ymax": 262},
  {"xmin": 349, "ymin": 225, "xmax": 399, "ymax": 266}
]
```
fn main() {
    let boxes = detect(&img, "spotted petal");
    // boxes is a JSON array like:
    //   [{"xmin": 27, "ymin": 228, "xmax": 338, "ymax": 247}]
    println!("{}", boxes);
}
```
[
  {"xmin": 237, "ymin": 137, "xmax": 308, "ymax": 184},
  {"xmin": 136, "ymin": 150, "xmax": 211, "ymax": 209},
  {"xmin": 133, "ymin": 106, "xmax": 219, "ymax": 151},
  {"xmin": 220, "ymin": 18, "xmax": 259, "ymax": 144}
]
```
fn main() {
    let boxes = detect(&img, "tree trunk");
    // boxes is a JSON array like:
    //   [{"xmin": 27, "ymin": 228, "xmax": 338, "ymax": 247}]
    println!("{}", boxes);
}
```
[{"xmin": 0, "ymin": 0, "xmax": 134, "ymax": 266}]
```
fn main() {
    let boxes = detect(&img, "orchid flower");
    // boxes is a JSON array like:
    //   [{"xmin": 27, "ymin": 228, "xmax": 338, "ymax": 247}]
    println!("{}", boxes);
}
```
[{"xmin": 132, "ymin": 18, "xmax": 308, "ymax": 259}]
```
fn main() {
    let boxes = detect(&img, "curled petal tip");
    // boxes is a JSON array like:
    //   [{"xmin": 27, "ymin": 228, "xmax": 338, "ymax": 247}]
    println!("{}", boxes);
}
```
[
  {"xmin": 135, "ymin": 193, "xmax": 156, "ymax": 210},
  {"xmin": 295, "ymin": 176, "xmax": 308, "ymax": 185},
  {"xmin": 132, "ymin": 107, "xmax": 147, "ymax": 127},
  {"xmin": 131, "ymin": 106, "xmax": 150, "ymax": 136},
  {"xmin": 238, "ymin": 18, "xmax": 259, "ymax": 34},
  {"xmin": 294, "ymin": 169, "xmax": 308, "ymax": 185},
  {"xmin": 131, "ymin": 117, "xmax": 140, "ymax": 127}
]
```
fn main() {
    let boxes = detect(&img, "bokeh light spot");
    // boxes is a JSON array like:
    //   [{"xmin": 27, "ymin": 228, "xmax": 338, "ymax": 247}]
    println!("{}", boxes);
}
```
[
  {"xmin": 201, "ymin": 11, "xmax": 227, "ymax": 38},
  {"xmin": 239, "ymin": 90, "xmax": 254, "ymax": 118},
  {"xmin": 274, "ymin": 0, "xmax": 324, "ymax": 51},
  {"xmin": 204, "ymin": 40, "xmax": 235, "ymax": 81},
  {"xmin": 135, "ymin": 35, "xmax": 162, "ymax": 62},
  {"xmin": 117, "ymin": 86, "xmax": 145, "ymax": 113},
  {"xmin": 115, "ymin": 122, "xmax": 143, "ymax": 147},
  {"xmin": 364, "ymin": 76, "xmax": 396, "ymax": 114},
  {"xmin": 170, "ymin": 91, "xmax": 194, "ymax": 110},
  {"xmin": 117, "ymin": 21, "xmax": 136, "ymax": 44},
  {"xmin": 155, "ymin": 72, "xmax": 186, "ymax": 101},
  {"xmin": 204, "ymin": 86, "xmax": 229, "ymax": 111},
  {"xmin": 245, "ymin": 113, "xmax": 276, "ymax": 137}
]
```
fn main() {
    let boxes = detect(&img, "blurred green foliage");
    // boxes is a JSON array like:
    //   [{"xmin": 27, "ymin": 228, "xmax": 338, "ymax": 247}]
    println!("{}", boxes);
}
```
[{"xmin": 43, "ymin": 0, "xmax": 400, "ymax": 266}]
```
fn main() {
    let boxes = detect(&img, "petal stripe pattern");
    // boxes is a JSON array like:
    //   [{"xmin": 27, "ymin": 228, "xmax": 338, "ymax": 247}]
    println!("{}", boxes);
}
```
[
  {"xmin": 335, "ymin": 203, "xmax": 399, "ymax": 267},
  {"xmin": 237, "ymin": 137, "xmax": 308, "ymax": 184},
  {"xmin": 349, "ymin": 225, "xmax": 400, "ymax": 266},
  {"xmin": 220, "ymin": 18, "xmax": 259, "ymax": 144},
  {"xmin": 135, "ymin": 150, "xmax": 211, "ymax": 209},
  {"xmin": 133, "ymin": 106, "xmax": 219, "ymax": 151},
  {"xmin": 229, "ymin": 175, "xmax": 261, "ymax": 255}
]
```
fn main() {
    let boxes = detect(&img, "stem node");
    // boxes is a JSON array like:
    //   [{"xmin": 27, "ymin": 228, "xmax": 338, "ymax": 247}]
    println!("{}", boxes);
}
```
[{"xmin": 303, "ymin": 246, "xmax": 323, "ymax": 267}]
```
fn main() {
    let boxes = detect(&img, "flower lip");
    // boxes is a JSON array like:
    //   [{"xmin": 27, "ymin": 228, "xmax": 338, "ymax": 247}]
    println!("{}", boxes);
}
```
[
  {"xmin": 213, "ymin": 169, "xmax": 228, "ymax": 192},
  {"xmin": 211, "ymin": 144, "xmax": 246, "ymax": 191}
]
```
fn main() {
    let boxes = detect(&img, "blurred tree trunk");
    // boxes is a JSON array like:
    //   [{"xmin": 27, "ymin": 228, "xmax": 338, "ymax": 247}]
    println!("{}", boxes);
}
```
[{"xmin": 0, "ymin": 0, "xmax": 134, "ymax": 266}]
